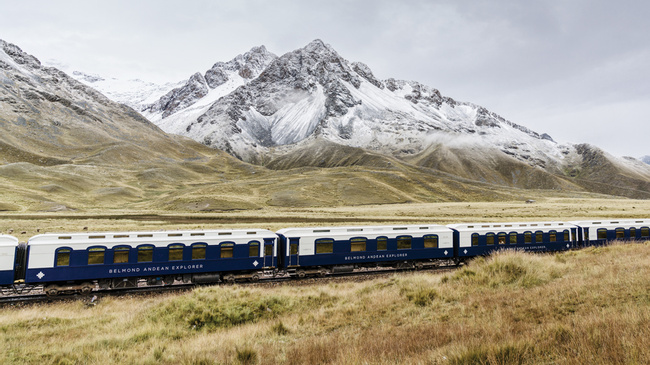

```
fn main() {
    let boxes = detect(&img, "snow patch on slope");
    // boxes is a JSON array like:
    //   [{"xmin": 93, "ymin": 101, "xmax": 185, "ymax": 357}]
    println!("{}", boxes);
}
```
[{"xmin": 144, "ymin": 71, "xmax": 247, "ymax": 134}]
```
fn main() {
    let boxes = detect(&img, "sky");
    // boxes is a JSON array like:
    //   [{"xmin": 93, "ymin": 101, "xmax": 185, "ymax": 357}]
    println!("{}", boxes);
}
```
[{"xmin": 1, "ymin": 0, "xmax": 649, "ymax": 158}]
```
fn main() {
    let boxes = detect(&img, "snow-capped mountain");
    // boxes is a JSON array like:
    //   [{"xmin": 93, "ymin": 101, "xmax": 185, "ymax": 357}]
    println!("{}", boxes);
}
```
[
  {"xmin": 132, "ymin": 40, "xmax": 570, "ymax": 169},
  {"xmin": 130, "ymin": 39, "xmax": 650, "ymax": 196}
]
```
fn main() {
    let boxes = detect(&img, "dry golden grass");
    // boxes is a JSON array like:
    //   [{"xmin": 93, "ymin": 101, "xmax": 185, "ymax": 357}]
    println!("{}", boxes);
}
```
[
  {"xmin": 1, "ymin": 242, "xmax": 648, "ymax": 364},
  {"xmin": 1, "ymin": 196, "xmax": 649, "ymax": 239}
]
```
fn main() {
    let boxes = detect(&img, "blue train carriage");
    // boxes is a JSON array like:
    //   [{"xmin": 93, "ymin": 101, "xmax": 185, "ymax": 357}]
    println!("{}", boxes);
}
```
[
  {"xmin": 568, "ymin": 219, "xmax": 650, "ymax": 247},
  {"xmin": 447, "ymin": 221, "xmax": 579, "ymax": 261},
  {"xmin": 276, "ymin": 224, "xmax": 455, "ymax": 277},
  {"xmin": 0, "ymin": 235, "xmax": 19, "ymax": 290},
  {"xmin": 24, "ymin": 229, "xmax": 278, "ymax": 296}
]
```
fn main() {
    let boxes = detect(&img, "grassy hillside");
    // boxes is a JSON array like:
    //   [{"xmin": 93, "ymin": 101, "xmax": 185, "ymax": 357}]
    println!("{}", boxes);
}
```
[
  {"xmin": 0, "ymin": 142, "xmax": 633, "ymax": 215},
  {"xmin": 1, "ymin": 243, "xmax": 647, "ymax": 364}
]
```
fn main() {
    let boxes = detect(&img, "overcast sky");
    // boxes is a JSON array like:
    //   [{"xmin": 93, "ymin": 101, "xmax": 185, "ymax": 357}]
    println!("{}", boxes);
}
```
[{"xmin": 2, "ymin": 0, "xmax": 649, "ymax": 157}]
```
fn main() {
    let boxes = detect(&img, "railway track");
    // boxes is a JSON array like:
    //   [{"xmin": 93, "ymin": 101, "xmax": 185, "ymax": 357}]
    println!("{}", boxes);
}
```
[{"xmin": 0, "ymin": 263, "xmax": 462, "ymax": 306}]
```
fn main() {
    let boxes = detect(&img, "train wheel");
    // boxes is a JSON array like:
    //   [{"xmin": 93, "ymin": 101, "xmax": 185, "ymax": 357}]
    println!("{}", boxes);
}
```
[
  {"xmin": 249, "ymin": 273, "xmax": 260, "ymax": 282},
  {"xmin": 296, "ymin": 269, "xmax": 306, "ymax": 279},
  {"xmin": 45, "ymin": 286, "xmax": 59, "ymax": 297},
  {"xmin": 80, "ymin": 282, "xmax": 93, "ymax": 295},
  {"xmin": 223, "ymin": 274, "xmax": 236, "ymax": 284},
  {"xmin": 163, "ymin": 275, "xmax": 175, "ymax": 286}
]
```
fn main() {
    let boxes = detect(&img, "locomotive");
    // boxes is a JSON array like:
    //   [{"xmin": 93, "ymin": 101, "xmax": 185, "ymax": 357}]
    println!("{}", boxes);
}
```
[{"xmin": 1, "ymin": 218, "xmax": 648, "ymax": 296}]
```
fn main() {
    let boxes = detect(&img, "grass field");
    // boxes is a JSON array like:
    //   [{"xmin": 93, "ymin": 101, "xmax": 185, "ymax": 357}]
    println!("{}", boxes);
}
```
[
  {"xmin": 1, "ymin": 197, "xmax": 649, "ymax": 239},
  {"xmin": 0, "ymin": 242, "xmax": 648, "ymax": 364},
  {"xmin": 0, "ymin": 199, "xmax": 649, "ymax": 364}
]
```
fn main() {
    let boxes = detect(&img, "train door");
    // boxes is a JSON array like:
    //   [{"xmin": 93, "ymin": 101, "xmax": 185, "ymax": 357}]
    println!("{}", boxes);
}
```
[
  {"xmin": 570, "ymin": 228, "xmax": 578, "ymax": 249},
  {"xmin": 289, "ymin": 237, "xmax": 300, "ymax": 267},
  {"xmin": 13, "ymin": 243, "xmax": 28, "ymax": 283},
  {"xmin": 263, "ymin": 238, "xmax": 275, "ymax": 268}
]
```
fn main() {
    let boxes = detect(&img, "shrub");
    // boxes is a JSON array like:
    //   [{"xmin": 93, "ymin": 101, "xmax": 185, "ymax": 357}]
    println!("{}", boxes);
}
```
[
  {"xmin": 449, "ymin": 250, "xmax": 565, "ymax": 289},
  {"xmin": 150, "ymin": 288, "xmax": 292, "ymax": 330},
  {"xmin": 271, "ymin": 321, "xmax": 291, "ymax": 336},
  {"xmin": 450, "ymin": 342, "xmax": 532, "ymax": 365},
  {"xmin": 235, "ymin": 346, "xmax": 258, "ymax": 365},
  {"xmin": 404, "ymin": 287, "xmax": 439, "ymax": 307}
]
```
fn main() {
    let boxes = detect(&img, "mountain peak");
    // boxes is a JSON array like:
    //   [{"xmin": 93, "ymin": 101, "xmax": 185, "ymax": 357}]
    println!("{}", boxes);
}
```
[
  {"xmin": 203, "ymin": 45, "xmax": 277, "ymax": 87},
  {"xmin": 136, "ymin": 39, "xmax": 570, "ymax": 166},
  {"xmin": 303, "ymin": 39, "xmax": 334, "ymax": 53}
]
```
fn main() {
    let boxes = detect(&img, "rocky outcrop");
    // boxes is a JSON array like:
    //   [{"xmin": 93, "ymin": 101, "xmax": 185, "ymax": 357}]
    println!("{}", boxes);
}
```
[{"xmin": 143, "ymin": 45, "xmax": 277, "ymax": 119}]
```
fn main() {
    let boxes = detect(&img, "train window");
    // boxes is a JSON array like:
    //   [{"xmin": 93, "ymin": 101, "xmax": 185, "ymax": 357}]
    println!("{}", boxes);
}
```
[
  {"xmin": 316, "ymin": 239, "xmax": 334, "ymax": 254},
  {"xmin": 642, "ymin": 227, "xmax": 650, "ymax": 238},
  {"xmin": 597, "ymin": 229, "xmax": 608, "ymax": 240},
  {"xmin": 351, "ymin": 237, "xmax": 367, "ymax": 252},
  {"xmin": 509, "ymin": 232, "xmax": 517, "ymax": 244},
  {"xmin": 564, "ymin": 230, "xmax": 570, "ymax": 242},
  {"xmin": 192, "ymin": 243, "xmax": 206, "ymax": 260},
  {"xmin": 168, "ymin": 244, "xmax": 184, "ymax": 261},
  {"xmin": 88, "ymin": 247, "xmax": 105, "ymax": 265},
  {"xmin": 377, "ymin": 237, "xmax": 387, "ymax": 251},
  {"xmin": 524, "ymin": 232, "xmax": 532, "ymax": 244},
  {"xmin": 471, "ymin": 233, "xmax": 479, "ymax": 246},
  {"xmin": 397, "ymin": 236, "xmax": 412, "ymax": 249},
  {"xmin": 615, "ymin": 228, "xmax": 625, "ymax": 239},
  {"xmin": 56, "ymin": 248, "xmax": 71, "ymax": 267},
  {"xmin": 138, "ymin": 246, "xmax": 154, "ymax": 263},
  {"xmin": 221, "ymin": 243, "xmax": 234, "ymax": 258},
  {"xmin": 629, "ymin": 227, "xmax": 636, "ymax": 239},
  {"xmin": 249, "ymin": 241, "xmax": 260, "ymax": 257},
  {"xmin": 535, "ymin": 231, "xmax": 543, "ymax": 243},
  {"xmin": 265, "ymin": 244, "xmax": 274, "ymax": 256},
  {"xmin": 486, "ymin": 233, "xmax": 495, "ymax": 245},
  {"xmin": 423, "ymin": 235, "xmax": 438, "ymax": 248},
  {"xmin": 549, "ymin": 231, "xmax": 556, "ymax": 243},
  {"xmin": 113, "ymin": 246, "xmax": 130, "ymax": 264},
  {"xmin": 290, "ymin": 242, "xmax": 298, "ymax": 255},
  {"xmin": 497, "ymin": 233, "xmax": 506, "ymax": 245}
]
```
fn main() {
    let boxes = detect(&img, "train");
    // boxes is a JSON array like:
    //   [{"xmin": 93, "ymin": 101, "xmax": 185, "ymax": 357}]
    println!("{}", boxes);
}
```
[{"xmin": 1, "ymin": 218, "xmax": 648, "ymax": 296}]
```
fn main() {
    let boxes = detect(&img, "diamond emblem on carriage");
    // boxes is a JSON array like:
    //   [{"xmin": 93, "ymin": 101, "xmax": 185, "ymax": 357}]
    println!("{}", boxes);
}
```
[
  {"xmin": 464, "ymin": 249, "xmax": 468, "ymax": 254},
  {"xmin": 444, "ymin": 250, "xmax": 448, "ymax": 256},
  {"xmin": 253, "ymin": 260, "xmax": 259, "ymax": 267},
  {"xmin": 566, "ymin": 244, "xmax": 570, "ymax": 248},
  {"xmin": 36, "ymin": 271, "xmax": 45, "ymax": 279}
]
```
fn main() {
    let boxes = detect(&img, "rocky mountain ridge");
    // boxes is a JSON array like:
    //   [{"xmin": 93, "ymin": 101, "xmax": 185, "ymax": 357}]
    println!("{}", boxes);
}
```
[
  {"xmin": 0, "ymin": 39, "xmax": 209, "ymax": 166},
  {"xmin": 132, "ymin": 40, "xmax": 573, "ymax": 169},
  {"xmin": 130, "ymin": 39, "xmax": 650, "ymax": 197}
]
